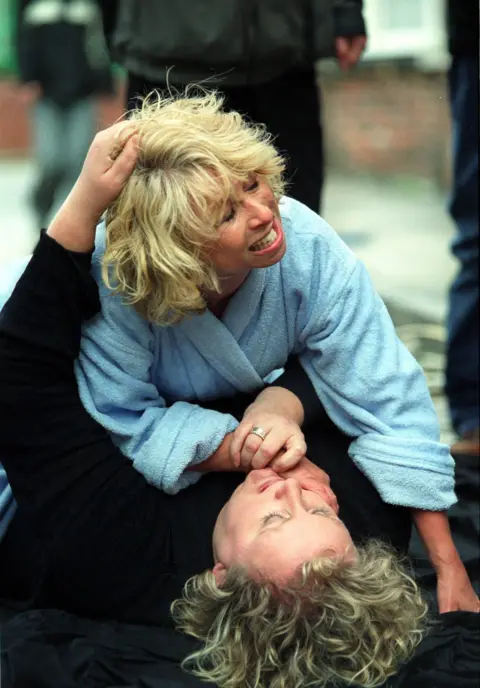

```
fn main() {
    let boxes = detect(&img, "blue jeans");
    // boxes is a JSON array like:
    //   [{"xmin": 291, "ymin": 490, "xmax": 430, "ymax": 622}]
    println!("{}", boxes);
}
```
[
  {"xmin": 31, "ymin": 98, "xmax": 95, "ymax": 225},
  {"xmin": 446, "ymin": 57, "xmax": 479, "ymax": 435}
]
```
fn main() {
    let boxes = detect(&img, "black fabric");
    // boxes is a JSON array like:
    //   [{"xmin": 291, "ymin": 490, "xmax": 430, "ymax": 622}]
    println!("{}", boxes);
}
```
[
  {"xmin": 1, "ymin": 457, "xmax": 479, "ymax": 688},
  {"xmin": 334, "ymin": 0, "xmax": 366, "ymax": 38},
  {"xmin": 0, "ymin": 235, "xmax": 478, "ymax": 685},
  {"xmin": 17, "ymin": 0, "xmax": 114, "ymax": 107},
  {"xmin": 0, "ymin": 233, "xmax": 411, "ymax": 621},
  {"xmin": 1, "ymin": 609, "xmax": 479, "ymax": 688},
  {"xmin": 446, "ymin": 0, "xmax": 479, "ymax": 57},
  {"xmin": 127, "ymin": 68, "xmax": 324, "ymax": 213},
  {"xmin": 110, "ymin": 0, "xmax": 337, "ymax": 88}
]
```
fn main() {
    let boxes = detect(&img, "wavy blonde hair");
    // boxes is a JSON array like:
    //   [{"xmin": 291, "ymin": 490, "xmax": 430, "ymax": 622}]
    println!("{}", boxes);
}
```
[
  {"xmin": 103, "ymin": 90, "xmax": 286, "ymax": 325},
  {"xmin": 171, "ymin": 540, "xmax": 429, "ymax": 688}
]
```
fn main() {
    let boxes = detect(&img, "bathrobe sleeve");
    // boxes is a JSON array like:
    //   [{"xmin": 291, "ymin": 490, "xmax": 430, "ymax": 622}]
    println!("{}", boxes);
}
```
[
  {"xmin": 286, "ymin": 202, "xmax": 456, "ymax": 511},
  {"xmin": 74, "ymin": 241, "xmax": 238, "ymax": 495}
]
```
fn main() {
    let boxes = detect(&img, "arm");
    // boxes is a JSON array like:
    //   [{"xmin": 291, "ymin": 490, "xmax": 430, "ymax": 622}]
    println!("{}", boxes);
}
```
[
  {"xmin": 189, "ymin": 382, "xmax": 306, "ymax": 473},
  {"xmin": 333, "ymin": 0, "xmax": 366, "ymax": 37},
  {"xmin": 75, "ymin": 245, "xmax": 240, "ymax": 493},
  {"xmin": 292, "ymin": 209, "xmax": 455, "ymax": 511},
  {"xmin": 412, "ymin": 510, "xmax": 479, "ymax": 613},
  {"xmin": 0, "ymin": 233, "xmax": 112, "ymax": 515},
  {"xmin": 333, "ymin": 0, "xmax": 367, "ymax": 70},
  {"xmin": 78, "ymin": 287, "xmax": 316, "ymax": 483}
]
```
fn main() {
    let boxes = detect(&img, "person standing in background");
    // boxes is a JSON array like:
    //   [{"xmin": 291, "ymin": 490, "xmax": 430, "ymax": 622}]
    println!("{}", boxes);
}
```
[
  {"xmin": 99, "ymin": 0, "xmax": 367, "ymax": 214},
  {"xmin": 445, "ymin": 0, "xmax": 479, "ymax": 456},
  {"xmin": 17, "ymin": 0, "xmax": 114, "ymax": 228}
]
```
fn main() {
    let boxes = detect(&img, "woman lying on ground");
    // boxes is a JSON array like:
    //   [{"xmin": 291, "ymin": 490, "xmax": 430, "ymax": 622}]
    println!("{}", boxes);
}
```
[{"xmin": 0, "ymin": 108, "xmax": 478, "ymax": 687}]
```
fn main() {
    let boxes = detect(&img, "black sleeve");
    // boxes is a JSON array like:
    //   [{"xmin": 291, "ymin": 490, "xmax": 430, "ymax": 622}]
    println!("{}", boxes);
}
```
[
  {"xmin": 0, "ymin": 234, "xmax": 193, "ymax": 623},
  {"xmin": 0, "ymin": 234, "xmax": 126, "ymax": 515},
  {"xmin": 333, "ymin": 0, "xmax": 366, "ymax": 37}
]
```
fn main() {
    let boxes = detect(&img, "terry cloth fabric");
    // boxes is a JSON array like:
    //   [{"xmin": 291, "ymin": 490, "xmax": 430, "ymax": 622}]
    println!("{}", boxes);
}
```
[
  {"xmin": 0, "ymin": 197, "xmax": 455, "ymax": 508},
  {"xmin": 75, "ymin": 196, "xmax": 455, "ymax": 506}
]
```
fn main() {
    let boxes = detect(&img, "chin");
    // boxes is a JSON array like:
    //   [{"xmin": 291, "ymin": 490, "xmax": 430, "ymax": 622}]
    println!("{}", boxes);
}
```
[{"xmin": 253, "ymin": 241, "xmax": 287, "ymax": 269}]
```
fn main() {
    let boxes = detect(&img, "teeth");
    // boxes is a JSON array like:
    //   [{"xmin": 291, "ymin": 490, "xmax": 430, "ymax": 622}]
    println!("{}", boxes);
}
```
[{"xmin": 250, "ymin": 228, "xmax": 277, "ymax": 252}]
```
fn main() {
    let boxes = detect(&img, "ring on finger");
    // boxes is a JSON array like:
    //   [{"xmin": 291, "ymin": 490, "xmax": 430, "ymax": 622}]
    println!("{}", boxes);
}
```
[{"xmin": 249, "ymin": 426, "xmax": 267, "ymax": 441}]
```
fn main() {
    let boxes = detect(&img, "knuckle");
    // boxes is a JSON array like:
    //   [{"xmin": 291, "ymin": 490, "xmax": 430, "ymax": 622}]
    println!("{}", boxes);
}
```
[
  {"xmin": 259, "ymin": 446, "xmax": 274, "ymax": 461},
  {"xmin": 252, "ymin": 456, "xmax": 268, "ymax": 469},
  {"xmin": 244, "ymin": 436, "xmax": 261, "ymax": 453}
]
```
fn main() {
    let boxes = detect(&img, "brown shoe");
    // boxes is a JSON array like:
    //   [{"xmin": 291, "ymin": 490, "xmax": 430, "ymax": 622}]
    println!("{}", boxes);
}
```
[{"xmin": 450, "ymin": 428, "xmax": 480, "ymax": 456}]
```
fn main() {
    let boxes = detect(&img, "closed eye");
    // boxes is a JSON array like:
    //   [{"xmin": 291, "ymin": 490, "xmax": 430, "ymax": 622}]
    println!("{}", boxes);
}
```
[
  {"xmin": 221, "ymin": 203, "xmax": 235, "ymax": 224},
  {"xmin": 245, "ymin": 178, "xmax": 259, "ymax": 192},
  {"xmin": 261, "ymin": 507, "xmax": 334, "ymax": 528},
  {"xmin": 261, "ymin": 511, "xmax": 286, "ymax": 526}
]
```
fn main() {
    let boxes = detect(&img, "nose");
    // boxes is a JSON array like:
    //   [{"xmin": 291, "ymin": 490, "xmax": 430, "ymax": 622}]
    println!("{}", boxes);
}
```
[
  {"xmin": 274, "ymin": 478, "xmax": 303, "ymax": 510},
  {"xmin": 244, "ymin": 197, "xmax": 274, "ymax": 231}
]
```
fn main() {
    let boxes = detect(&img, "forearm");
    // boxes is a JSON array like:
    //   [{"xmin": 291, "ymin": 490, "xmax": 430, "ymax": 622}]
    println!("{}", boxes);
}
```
[
  {"xmin": 186, "ymin": 433, "xmax": 242, "ymax": 473},
  {"xmin": 47, "ymin": 191, "xmax": 99, "ymax": 251},
  {"xmin": 188, "ymin": 386, "xmax": 305, "ymax": 474},
  {"xmin": 245, "ymin": 386, "xmax": 305, "ymax": 426},
  {"xmin": 412, "ymin": 509, "xmax": 462, "ymax": 571}
]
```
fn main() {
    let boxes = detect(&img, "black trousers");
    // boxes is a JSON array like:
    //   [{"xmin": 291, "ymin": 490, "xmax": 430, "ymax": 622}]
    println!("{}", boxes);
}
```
[{"xmin": 127, "ymin": 68, "xmax": 324, "ymax": 213}]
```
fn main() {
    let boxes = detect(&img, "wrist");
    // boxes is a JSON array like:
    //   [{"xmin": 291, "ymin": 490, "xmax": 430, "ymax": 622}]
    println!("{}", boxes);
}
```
[
  {"xmin": 186, "ymin": 433, "xmax": 243, "ymax": 473},
  {"xmin": 47, "ymin": 190, "xmax": 100, "ymax": 252},
  {"xmin": 246, "ymin": 387, "xmax": 304, "ymax": 426}
]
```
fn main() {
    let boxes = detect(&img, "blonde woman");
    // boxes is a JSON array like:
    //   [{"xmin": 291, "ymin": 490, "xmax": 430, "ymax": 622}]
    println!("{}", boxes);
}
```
[{"xmin": 0, "ymin": 103, "xmax": 478, "ymax": 686}]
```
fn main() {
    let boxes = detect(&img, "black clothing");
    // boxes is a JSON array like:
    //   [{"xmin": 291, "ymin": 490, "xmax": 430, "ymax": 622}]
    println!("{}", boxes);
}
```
[
  {"xmin": 1, "ymin": 608, "xmax": 479, "ymax": 688},
  {"xmin": 112, "ymin": 0, "xmax": 365, "ymax": 212},
  {"xmin": 0, "ymin": 234, "xmax": 410, "ymax": 627},
  {"xmin": 109, "ymin": 0, "xmax": 364, "ymax": 88},
  {"xmin": 446, "ymin": 0, "xmax": 479, "ymax": 57},
  {"xmin": 18, "ymin": 0, "xmax": 113, "ymax": 107},
  {"xmin": 2, "ymin": 454, "xmax": 480, "ymax": 687},
  {"xmin": 127, "ymin": 67, "xmax": 324, "ymax": 212}
]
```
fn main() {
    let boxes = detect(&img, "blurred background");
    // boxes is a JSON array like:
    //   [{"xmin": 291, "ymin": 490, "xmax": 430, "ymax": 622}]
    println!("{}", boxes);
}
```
[{"xmin": 0, "ymin": 0, "xmax": 472, "ymax": 442}]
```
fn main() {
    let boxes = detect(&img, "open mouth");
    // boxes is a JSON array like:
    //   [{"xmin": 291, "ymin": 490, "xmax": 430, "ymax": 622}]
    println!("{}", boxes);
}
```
[
  {"xmin": 249, "ymin": 227, "xmax": 277, "ymax": 252},
  {"xmin": 249, "ymin": 217, "xmax": 283, "ymax": 255}
]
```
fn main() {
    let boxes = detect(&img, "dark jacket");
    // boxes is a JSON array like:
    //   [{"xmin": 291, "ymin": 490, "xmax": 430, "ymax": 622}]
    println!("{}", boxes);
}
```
[
  {"xmin": 17, "ymin": 0, "xmax": 114, "ymax": 107},
  {"xmin": 446, "ymin": 0, "xmax": 479, "ymax": 57},
  {"xmin": 101, "ymin": 0, "xmax": 365, "ymax": 87}
]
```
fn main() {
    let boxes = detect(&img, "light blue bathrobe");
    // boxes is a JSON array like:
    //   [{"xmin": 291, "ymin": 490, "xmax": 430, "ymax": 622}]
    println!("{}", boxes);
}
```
[
  {"xmin": 75, "ymin": 196, "xmax": 455, "ymax": 506},
  {"xmin": 0, "ymin": 197, "xmax": 456, "ymax": 541}
]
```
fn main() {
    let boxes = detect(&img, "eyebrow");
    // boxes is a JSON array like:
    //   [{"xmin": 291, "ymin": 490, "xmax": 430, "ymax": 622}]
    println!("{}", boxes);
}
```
[{"xmin": 258, "ymin": 509, "xmax": 337, "ymax": 533}]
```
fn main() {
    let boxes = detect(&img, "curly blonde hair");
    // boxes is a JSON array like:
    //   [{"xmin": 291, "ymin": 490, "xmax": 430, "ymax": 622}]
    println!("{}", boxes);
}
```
[
  {"xmin": 103, "ymin": 89, "xmax": 286, "ymax": 325},
  {"xmin": 171, "ymin": 540, "xmax": 429, "ymax": 688}
]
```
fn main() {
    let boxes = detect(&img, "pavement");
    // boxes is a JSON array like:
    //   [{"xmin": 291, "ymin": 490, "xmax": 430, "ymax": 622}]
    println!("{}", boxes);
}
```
[{"xmin": 0, "ymin": 159, "xmax": 457, "ymax": 442}]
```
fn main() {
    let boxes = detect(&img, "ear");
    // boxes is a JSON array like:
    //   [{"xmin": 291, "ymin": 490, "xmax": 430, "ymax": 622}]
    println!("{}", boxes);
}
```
[{"xmin": 212, "ymin": 562, "xmax": 228, "ymax": 587}]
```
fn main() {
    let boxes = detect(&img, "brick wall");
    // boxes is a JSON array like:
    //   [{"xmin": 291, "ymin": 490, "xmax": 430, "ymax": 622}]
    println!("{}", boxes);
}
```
[
  {"xmin": 319, "ymin": 63, "xmax": 452, "ymax": 188},
  {"xmin": 0, "ymin": 78, "xmax": 125, "ymax": 153},
  {"xmin": 0, "ymin": 64, "xmax": 452, "ymax": 188}
]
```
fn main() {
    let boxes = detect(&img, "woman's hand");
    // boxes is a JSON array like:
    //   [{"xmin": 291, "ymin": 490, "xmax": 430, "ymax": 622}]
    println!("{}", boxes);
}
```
[
  {"xmin": 228, "ymin": 385, "xmax": 306, "ymax": 472},
  {"xmin": 277, "ymin": 457, "xmax": 339, "ymax": 510},
  {"xmin": 411, "ymin": 509, "xmax": 479, "ymax": 614},
  {"xmin": 436, "ymin": 560, "xmax": 480, "ymax": 613},
  {"xmin": 70, "ymin": 120, "xmax": 139, "ymax": 224},
  {"xmin": 230, "ymin": 410, "xmax": 306, "ymax": 472},
  {"xmin": 48, "ymin": 121, "xmax": 139, "ymax": 252}
]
